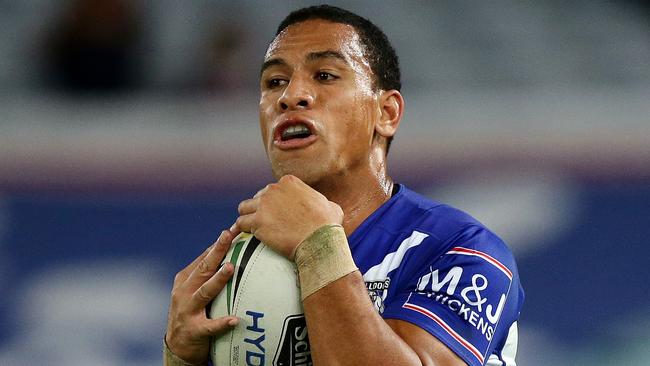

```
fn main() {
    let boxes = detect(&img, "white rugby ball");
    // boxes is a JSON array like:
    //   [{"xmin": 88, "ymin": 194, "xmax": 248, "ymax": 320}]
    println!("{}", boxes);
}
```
[{"xmin": 210, "ymin": 233, "xmax": 312, "ymax": 366}]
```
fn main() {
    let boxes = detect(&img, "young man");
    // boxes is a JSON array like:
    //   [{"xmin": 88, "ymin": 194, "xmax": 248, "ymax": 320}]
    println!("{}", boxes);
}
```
[{"xmin": 165, "ymin": 5, "xmax": 524, "ymax": 366}]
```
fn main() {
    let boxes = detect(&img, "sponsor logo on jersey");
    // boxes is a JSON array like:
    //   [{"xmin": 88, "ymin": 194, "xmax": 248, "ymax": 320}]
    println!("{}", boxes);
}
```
[
  {"xmin": 273, "ymin": 315, "xmax": 312, "ymax": 366},
  {"xmin": 404, "ymin": 247, "xmax": 513, "ymax": 364},
  {"xmin": 414, "ymin": 265, "xmax": 506, "ymax": 341}
]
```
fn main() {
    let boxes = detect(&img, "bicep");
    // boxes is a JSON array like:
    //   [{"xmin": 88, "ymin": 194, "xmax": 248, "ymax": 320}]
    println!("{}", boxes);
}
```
[{"xmin": 386, "ymin": 319, "xmax": 468, "ymax": 366}]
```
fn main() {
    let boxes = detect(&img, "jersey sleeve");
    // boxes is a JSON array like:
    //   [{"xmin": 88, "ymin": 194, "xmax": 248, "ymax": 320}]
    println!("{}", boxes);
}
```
[{"xmin": 381, "ymin": 225, "xmax": 522, "ymax": 366}]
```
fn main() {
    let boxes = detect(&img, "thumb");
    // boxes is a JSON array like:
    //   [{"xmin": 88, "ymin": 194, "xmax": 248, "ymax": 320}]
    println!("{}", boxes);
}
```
[{"xmin": 199, "ymin": 316, "xmax": 240, "ymax": 338}]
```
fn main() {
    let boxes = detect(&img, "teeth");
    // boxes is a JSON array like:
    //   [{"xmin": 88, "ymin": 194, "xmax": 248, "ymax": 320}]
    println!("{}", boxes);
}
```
[
  {"xmin": 285, "ymin": 125, "xmax": 310, "ymax": 134},
  {"xmin": 281, "ymin": 124, "xmax": 311, "ymax": 140}
]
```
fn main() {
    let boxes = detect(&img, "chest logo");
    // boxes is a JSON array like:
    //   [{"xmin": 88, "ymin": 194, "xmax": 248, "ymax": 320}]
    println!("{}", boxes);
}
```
[{"xmin": 365, "ymin": 278, "xmax": 391, "ymax": 313}]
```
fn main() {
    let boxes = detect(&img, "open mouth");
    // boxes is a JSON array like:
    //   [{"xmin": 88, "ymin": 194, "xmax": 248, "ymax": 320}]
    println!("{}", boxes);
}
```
[
  {"xmin": 273, "ymin": 120, "xmax": 317, "ymax": 150},
  {"xmin": 280, "ymin": 123, "xmax": 313, "ymax": 141}
]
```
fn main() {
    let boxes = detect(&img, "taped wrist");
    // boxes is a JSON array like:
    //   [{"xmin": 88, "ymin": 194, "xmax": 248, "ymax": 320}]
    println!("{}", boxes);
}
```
[
  {"xmin": 295, "ymin": 224, "xmax": 358, "ymax": 300},
  {"xmin": 163, "ymin": 337, "xmax": 207, "ymax": 366}
]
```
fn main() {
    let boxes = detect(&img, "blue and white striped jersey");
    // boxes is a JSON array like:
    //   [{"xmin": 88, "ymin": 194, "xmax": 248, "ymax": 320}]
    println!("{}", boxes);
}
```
[{"xmin": 349, "ymin": 184, "xmax": 524, "ymax": 366}]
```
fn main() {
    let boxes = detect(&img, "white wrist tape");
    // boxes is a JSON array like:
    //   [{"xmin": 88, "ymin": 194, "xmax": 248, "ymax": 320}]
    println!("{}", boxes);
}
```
[{"xmin": 294, "ymin": 224, "xmax": 358, "ymax": 300}]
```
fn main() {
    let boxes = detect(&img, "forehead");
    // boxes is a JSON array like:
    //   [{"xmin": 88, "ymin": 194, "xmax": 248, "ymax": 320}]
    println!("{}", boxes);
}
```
[{"xmin": 264, "ymin": 19, "xmax": 369, "ymax": 68}]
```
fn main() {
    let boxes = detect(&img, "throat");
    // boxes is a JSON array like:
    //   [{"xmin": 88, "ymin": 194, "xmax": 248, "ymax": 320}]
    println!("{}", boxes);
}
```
[{"xmin": 337, "ymin": 181, "xmax": 394, "ymax": 236}]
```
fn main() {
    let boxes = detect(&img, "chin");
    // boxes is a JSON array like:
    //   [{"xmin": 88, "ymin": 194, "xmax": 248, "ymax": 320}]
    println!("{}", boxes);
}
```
[{"xmin": 271, "ymin": 162, "xmax": 323, "ymax": 186}]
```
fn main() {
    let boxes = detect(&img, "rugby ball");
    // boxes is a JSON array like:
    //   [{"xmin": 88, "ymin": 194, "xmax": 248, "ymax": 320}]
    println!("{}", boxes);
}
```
[{"xmin": 210, "ymin": 233, "xmax": 312, "ymax": 366}]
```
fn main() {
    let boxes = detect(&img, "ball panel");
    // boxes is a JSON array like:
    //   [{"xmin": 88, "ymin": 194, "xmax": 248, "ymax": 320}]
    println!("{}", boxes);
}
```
[{"xmin": 210, "ymin": 233, "xmax": 309, "ymax": 366}]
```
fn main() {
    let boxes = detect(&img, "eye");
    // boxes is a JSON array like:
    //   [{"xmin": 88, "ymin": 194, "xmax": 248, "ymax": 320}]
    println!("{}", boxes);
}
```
[
  {"xmin": 266, "ymin": 78, "xmax": 287, "ymax": 89},
  {"xmin": 316, "ymin": 71, "xmax": 337, "ymax": 81}
]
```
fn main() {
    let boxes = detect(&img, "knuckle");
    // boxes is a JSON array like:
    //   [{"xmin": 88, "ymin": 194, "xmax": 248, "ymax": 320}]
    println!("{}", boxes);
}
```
[
  {"xmin": 280, "ymin": 174, "xmax": 293, "ymax": 182},
  {"xmin": 202, "ymin": 319, "xmax": 229, "ymax": 336},
  {"xmin": 217, "ymin": 231, "xmax": 229, "ymax": 244},
  {"xmin": 256, "ymin": 198, "xmax": 266, "ymax": 209},
  {"xmin": 335, "ymin": 203, "xmax": 344, "ymax": 216},
  {"xmin": 170, "ymin": 289, "xmax": 183, "ymax": 304},
  {"xmin": 196, "ymin": 285, "xmax": 213, "ymax": 302},
  {"xmin": 249, "ymin": 212, "xmax": 260, "ymax": 227},
  {"xmin": 196, "ymin": 258, "xmax": 210, "ymax": 275},
  {"xmin": 201, "ymin": 322, "xmax": 218, "ymax": 336},
  {"xmin": 173, "ymin": 272, "xmax": 185, "ymax": 286},
  {"xmin": 251, "ymin": 189, "xmax": 260, "ymax": 199},
  {"xmin": 238, "ymin": 201, "xmax": 250, "ymax": 213}
]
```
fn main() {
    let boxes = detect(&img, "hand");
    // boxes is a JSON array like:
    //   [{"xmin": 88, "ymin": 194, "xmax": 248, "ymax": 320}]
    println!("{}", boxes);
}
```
[
  {"xmin": 165, "ymin": 230, "xmax": 239, "ymax": 365},
  {"xmin": 235, "ymin": 175, "xmax": 344, "ymax": 259}
]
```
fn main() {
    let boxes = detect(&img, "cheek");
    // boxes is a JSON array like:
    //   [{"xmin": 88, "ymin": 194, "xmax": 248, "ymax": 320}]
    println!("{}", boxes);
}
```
[
  {"xmin": 333, "ymin": 101, "xmax": 375, "ymax": 157},
  {"xmin": 350, "ymin": 95, "xmax": 378, "ymax": 142},
  {"xmin": 259, "ymin": 100, "xmax": 274, "ymax": 146}
]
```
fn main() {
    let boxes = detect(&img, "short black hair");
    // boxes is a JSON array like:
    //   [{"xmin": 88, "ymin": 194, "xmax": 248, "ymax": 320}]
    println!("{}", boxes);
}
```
[{"xmin": 276, "ymin": 5, "xmax": 401, "ymax": 154}]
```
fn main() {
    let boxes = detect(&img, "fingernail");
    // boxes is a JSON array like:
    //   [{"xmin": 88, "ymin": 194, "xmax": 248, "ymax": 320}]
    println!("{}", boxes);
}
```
[
  {"xmin": 218, "ymin": 262, "xmax": 228, "ymax": 272},
  {"xmin": 220, "ymin": 262, "xmax": 233, "ymax": 273},
  {"xmin": 228, "ymin": 317, "xmax": 239, "ymax": 326},
  {"xmin": 229, "ymin": 224, "xmax": 237, "ymax": 232}
]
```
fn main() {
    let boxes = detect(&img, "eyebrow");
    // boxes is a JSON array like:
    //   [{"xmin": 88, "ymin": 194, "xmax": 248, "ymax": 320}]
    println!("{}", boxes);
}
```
[
  {"xmin": 306, "ymin": 50, "xmax": 348, "ymax": 64},
  {"xmin": 260, "ymin": 50, "xmax": 349, "ymax": 75},
  {"xmin": 260, "ymin": 58, "xmax": 287, "ymax": 75}
]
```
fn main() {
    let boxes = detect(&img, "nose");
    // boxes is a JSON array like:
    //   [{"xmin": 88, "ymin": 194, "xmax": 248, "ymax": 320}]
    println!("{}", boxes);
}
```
[{"xmin": 277, "ymin": 77, "xmax": 314, "ymax": 111}]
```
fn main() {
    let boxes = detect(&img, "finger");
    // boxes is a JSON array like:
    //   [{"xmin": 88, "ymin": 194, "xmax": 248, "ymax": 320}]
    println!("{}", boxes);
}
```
[
  {"xmin": 177, "ymin": 226, "xmax": 237, "ymax": 284},
  {"xmin": 235, "ymin": 214, "xmax": 256, "ymax": 235},
  {"xmin": 192, "ymin": 262, "xmax": 234, "ymax": 308},
  {"xmin": 184, "ymin": 230, "xmax": 234, "ymax": 290},
  {"xmin": 229, "ymin": 222, "xmax": 241, "ymax": 238},
  {"xmin": 197, "ymin": 315, "xmax": 240, "ymax": 338},
  {"xmin": 253, "ymin": 184, "xmax": 271, "ymax": 199},
  {"xmin": 173, "ymin": 243, "xmax": 215, "ymax": 286},
  {"xmin": 237, "ymin": 197, "xmax": 258, "ymax": 215}
]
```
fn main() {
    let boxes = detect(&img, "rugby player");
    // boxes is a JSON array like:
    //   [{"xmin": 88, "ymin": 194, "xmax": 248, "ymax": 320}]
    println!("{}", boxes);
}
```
[{"xmin": 164, "ymin": 5, "xmax": 524, "ymax": 366}]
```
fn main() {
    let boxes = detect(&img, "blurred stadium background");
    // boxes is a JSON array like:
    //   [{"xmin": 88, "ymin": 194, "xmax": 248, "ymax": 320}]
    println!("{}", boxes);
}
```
[{"xmin": 1, "ymin": 0, "xmax": 649, "ymax": 365}]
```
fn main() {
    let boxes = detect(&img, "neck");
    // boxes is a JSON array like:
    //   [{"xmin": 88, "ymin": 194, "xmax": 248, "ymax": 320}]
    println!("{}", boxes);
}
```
[{"xmin": 313, "ymin": 148, "xmax": 393, "ymax": 236}]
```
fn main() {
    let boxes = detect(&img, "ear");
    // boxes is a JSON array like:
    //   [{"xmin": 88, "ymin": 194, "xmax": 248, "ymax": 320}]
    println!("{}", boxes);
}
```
[{"xmin": 375, "ymin": 90, "xmax": 404, "ymax": 139}]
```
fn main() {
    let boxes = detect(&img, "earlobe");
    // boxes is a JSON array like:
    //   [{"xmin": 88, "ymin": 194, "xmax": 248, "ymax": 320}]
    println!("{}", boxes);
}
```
[{"xmin": 375, "ymin": 90, "xmax": 404, "ymax": 138}]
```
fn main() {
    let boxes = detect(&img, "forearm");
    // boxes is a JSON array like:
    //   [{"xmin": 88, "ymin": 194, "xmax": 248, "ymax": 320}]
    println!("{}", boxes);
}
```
[
  {"xmin": 303, "ymin": 272, "xmax": 423, "ymax": 366},
  {"xmin": 295, "ymin": 225, "xmax": 422, "ymax": 366},
  {"xmin": 234, "ymin": 180, "xmax": 469, "ymax": 366}
]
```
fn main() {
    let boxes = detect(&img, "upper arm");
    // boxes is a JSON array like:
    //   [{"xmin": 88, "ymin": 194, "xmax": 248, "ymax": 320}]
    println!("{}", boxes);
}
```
[
  {"xmin": 377, "ymin": 226, "xmax": 523, "ymax": 366},
  {"xmin": 386, "ymin": 319, "xmax": 468, "ymax": 366}
]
